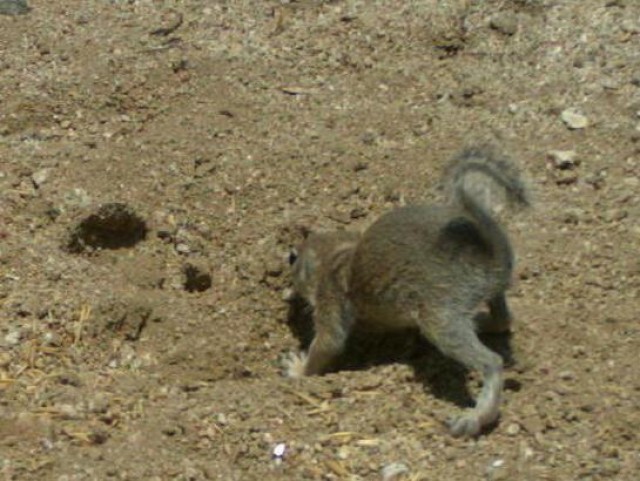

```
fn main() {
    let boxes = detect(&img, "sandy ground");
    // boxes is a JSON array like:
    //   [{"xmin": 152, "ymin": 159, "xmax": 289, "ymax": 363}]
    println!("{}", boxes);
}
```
[{"xmin": 0, "ymin": 0, "xmax": 639, "ymax": 480}]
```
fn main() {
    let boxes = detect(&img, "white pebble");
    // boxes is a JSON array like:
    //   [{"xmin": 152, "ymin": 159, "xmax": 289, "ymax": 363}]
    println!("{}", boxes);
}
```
[
  {"xmin": 4, "ymin": 330, "xmax": 21, "ymax": 346},
  {"xmin": 175, "ymin": 243, "xmax": 191, "ymax": 254},
  {"xmin": 31, "ymin": 168, "xmax": 50, "ymax": 188},
  {"xmin": 381, "ymin": 462, "xmax": 410, "ymax": 480},
  {"xmin": 561, "ymin": 109, "xmax": 589, "ymax": 129},
  {"xmin": 273, "ymin": 442, "xmax": 286, "ymax": 458},
  {"xmin": 548, "ymin": 150, "xmax": 578, "ymax": 170},
  {"xmin": 506, "ymin": 423, "xmax": 521, "ymax": 436}
]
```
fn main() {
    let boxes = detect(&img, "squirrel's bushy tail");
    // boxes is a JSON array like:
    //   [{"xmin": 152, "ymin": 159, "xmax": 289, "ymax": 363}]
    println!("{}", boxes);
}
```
[
  {"xmin": 445, "ymin": 147, "xmax": 530, "ymax": 211},
  {"xmin": 444, "ymin": 147, "xmax": 530, "ymax": 268}
]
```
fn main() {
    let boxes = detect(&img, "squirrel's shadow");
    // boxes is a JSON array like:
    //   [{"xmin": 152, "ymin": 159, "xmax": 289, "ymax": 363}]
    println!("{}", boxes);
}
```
[{"xmin": 286, "ymin": 298, "xmax": 515, "ymax": 412}]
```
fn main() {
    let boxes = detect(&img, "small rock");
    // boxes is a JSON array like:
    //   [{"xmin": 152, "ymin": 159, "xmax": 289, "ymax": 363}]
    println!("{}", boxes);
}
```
[
  {"xmin": 486, "ymin": 459, "xmax": 508, "ymax": 481},
  {"xmin": 336, "ymin": 446, "xmax": 350, "ymax": 460},
  {"xmin": 506, "ymin": 423, "xmax": 521, "ymax": 436},
  {"xmin": 272, "ymin": 442, "xmax": 286, "ymax": 459},
  {"xmin": 63, "ymin": 188, "xmax": 91, "ymax": 209},
  {"xmin": 548, "ymin": 150, "xmax": 579, "ymax": 170},
  {"xmin": 175, "ymin": 243, "xmax": 191, "ymax": 254},
  {"xmin": 216, "ymin": 413, "xmax": 228, "ymax": 426},
  {"xmin": 31, "ymin": 168, "xmax": 50, "ymax": 188},
  {"xmin": 42, "ymin": 331, "xmax": 62, "ymax": 347},
  {"xmin": 601, "ymin": 78, "xmax": 620, "ymax": 90},
  {"xmin": 4, "ymin": 330, "xmax": 21, "ymax": 346},
  {"xmin": 490, "ymin": 12, "xmax": 518, "ymax": 36},
  {"xmin": 522, "ymin": 445, "xmax": 535, "ymax": 460},
  {"xmin": 561, "ymin": 108, "xmax": 589, "ymax": 130},
  {"xmin": 381, "ymin": 462, "xmax": 410, "ymax": 481},
  {"xmin": 57, "ymin": 403, "xmax": 82, "ymax": 420},
  {"xmin": 558, "ymin": 370, "xmax": 575, "ymax": 381},
  {"xmin": 0, "ymin": 0, "xmax": 30, "ymax": 16}
]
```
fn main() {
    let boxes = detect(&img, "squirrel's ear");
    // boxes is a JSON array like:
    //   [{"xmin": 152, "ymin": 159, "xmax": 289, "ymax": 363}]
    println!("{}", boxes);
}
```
[{"xmin": 288, "ymin": 247, "xmax": 299, "ymax": 266}]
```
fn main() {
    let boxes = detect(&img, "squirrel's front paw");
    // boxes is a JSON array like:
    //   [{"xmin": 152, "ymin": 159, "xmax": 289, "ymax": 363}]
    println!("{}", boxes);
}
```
[{"xmin": 283, "ymin": 351, "xmax": 308, "ymax": 378}]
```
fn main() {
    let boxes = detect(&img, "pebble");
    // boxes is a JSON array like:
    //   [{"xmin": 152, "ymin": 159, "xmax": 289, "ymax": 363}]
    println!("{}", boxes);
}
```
[
  {"xmin": 336, "ymin": 446, "xmax": 350, "ymax": 460},
  {"xmin": 31, "ymin": 168, "xmax": 50, "ymax": 188},
  {"xmin": 561, "ymin": 109, "xmax": 589, "ymax": 130},
  {"xmin": 381, "ymin": 462, "xmax": 410, "ymax": 480},
  {"xmin": 558, "ymin": 370, "xmax": 575, "ymax": 381},
  {"xmin": 4, "ymin": 330, "xmax": 21, "ymax": 346},
  {"xmin": 42, "ymin": 331, "xmax": 62, "ymax": 347},
  {"xmin": 0, "ymin": 0, "xmax": 30, "ymax": 15},
  {"xmin": 63, "ymin": 188, "xmax": 91, "ymax": 209},
  {"xmin": 506, "ymin": 423, "xmax": 521, "ymax": 436},
  {"xmin": 486, "ymin": 459, "xmax": 508, "ymax": 481},
  {"xmin": 548, "ymin": 150, "xmax": 579, "ymax": 170},
  {"xmin": 273, "ymin": 442, "xmax": 286, "ymax": 458},
  {"xmin": 490, "ymin": 12, "xmax": 518, "ymax": 36},
  {"xmin": 216, "ymin": 413, "xmax": 228, "ymax": 426},
  {"xmin": 175, "ymin": 243, "xmax": 191, "ymax": 254},
  {"xmin": 58, "ymin": 403, "xmax": 83, "ymax": 420},
  {"xmin": 600, "ymin": 76, "xmax": 621, "ymax": 90}
]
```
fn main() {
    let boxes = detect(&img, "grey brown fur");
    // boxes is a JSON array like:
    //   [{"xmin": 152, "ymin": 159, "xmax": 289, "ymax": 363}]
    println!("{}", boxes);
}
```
[{"xmin": 285, "ymin": 147, "xmax": 530, "ymax": 438}]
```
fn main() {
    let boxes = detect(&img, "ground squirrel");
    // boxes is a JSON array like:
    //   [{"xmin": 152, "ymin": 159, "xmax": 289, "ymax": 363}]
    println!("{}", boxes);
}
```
[{"xmin": 284, "ymin": 147, "xmax": 530, "ymax": 438}]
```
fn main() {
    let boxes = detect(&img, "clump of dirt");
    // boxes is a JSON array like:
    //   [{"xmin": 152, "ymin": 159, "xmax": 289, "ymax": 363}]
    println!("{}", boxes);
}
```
[
  {"xmin": 91, "ymin": 293, "xmax": 160, "ymax": 342},
  {"xmin": 66, "ymin": 203, "xmax": 148, "ymax": 253}
]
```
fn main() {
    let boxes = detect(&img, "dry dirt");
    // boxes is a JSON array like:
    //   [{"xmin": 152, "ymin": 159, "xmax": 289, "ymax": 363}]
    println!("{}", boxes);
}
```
[{"xmin": 1, "ymin": 1, "xmax": 639, "ymax": 480}]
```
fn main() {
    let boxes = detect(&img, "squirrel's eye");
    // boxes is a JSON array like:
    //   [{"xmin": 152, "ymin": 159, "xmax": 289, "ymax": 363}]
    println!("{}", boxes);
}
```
[{"xmin": 288, "ymin": 248, "xmax": 298, "ymax": 266}]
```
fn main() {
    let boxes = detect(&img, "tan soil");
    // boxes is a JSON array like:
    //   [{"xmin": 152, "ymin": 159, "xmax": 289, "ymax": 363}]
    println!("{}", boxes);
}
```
[{"xmin": 0, "ymin": 1, "xmax": 639, "ymax": 480}]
